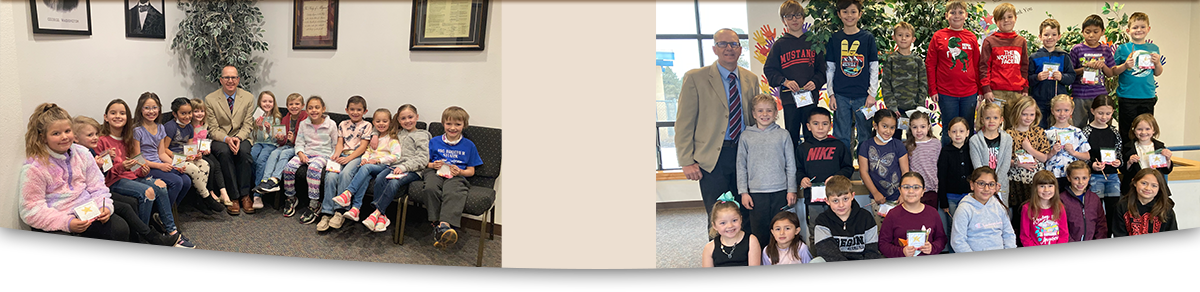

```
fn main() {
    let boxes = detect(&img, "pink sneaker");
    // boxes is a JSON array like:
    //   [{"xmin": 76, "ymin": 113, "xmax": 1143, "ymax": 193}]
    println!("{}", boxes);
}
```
[
  {"xmin": 343, "ymin": 207, "xmax": 360, "ymax": 221},
  {"xmin": 332, "ymin": 190, "xmax": 352, "ymax": 207},
  {"xmin": 373, "ymin": 216, "xmax": 390, "ymax": 232},
  {"xmin": 361, "ymin": 212, "xmax": 378, "ymax": 230}
]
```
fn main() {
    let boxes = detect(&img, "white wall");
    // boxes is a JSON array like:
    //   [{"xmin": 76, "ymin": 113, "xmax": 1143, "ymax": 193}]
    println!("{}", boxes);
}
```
[{"xmin": 2, "ymin": 0, "xmax": 503, "ymax": 228}]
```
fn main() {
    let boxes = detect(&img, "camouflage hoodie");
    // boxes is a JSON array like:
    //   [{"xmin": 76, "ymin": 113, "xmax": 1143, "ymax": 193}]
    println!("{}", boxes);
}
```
[{"xmin": 881, "ymin": 50, "xmax": 928, "ymax": 111}]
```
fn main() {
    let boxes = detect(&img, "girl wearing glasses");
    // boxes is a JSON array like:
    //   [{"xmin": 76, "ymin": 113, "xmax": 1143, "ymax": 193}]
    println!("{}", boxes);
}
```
[
  {"xmin": 951, "ymin": 167, "xmax": 1017, "ymax": 252},
  {"xmin": 879, "ymin": 172, "xmax": 947, "ymax": 258}
]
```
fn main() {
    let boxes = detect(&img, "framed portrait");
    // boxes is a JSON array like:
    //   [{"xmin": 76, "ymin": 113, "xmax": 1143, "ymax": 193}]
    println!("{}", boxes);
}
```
[
  {"xmin": 30, "ymin": 0, "xmax": 92, "ymax": 35},
  {"xmin": 293, "ymin": 0, "xmax": 338, "ymax": 49},
  {"xmin": 125, "ymin": 0, "xmax": 165, "ymax": 38},
  {"xmin": 409, "ymin": 0, "xmax": 489, "ymax": 50}
]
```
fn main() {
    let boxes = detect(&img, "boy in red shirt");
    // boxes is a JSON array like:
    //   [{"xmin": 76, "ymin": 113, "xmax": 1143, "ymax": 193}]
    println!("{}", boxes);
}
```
[
  {"xmin": 980, "ymin": 3, "xmax": 1030, "ymax": 105},
  {"xmin": 926, "ymin": 1, "xmax": 983, "ymax": 143}
]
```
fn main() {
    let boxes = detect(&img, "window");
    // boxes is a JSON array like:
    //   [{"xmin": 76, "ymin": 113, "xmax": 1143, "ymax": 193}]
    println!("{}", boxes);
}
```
[{"xmin": 655, "ymin": 0, "xmax": 748, "ymax": 171}]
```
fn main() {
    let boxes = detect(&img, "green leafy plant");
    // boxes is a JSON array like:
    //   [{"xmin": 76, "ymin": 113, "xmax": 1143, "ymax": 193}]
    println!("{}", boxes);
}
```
[{"xmin": 171, "ymin": 0, "xmax": 269, "ymax": 87}]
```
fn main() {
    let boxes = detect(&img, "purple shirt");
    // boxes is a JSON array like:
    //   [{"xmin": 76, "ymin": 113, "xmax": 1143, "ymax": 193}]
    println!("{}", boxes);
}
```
[
  {"xmin": 1069, "ymin": 43, "xmax": 1115, "ymax": 100},
  {"xmin": 858, "ymin": 138, "xmax": 908, "ymax": 201},
  {"xmin": 879, "ymin": 204, "xmax": 947, "ymax": 258},
  {"xmin": 135, "ymin": 124, "xmax": 168, "ymax": 163}
]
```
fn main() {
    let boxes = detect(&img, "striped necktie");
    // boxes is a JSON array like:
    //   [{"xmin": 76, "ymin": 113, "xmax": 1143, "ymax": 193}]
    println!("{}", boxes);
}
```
[{"xmin": 727, "ymin": 72, "xmax": 742, "ymax": 141}]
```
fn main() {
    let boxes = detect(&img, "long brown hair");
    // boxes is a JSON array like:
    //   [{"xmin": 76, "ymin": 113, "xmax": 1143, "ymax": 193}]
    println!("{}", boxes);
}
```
[
  {"xmin": 1126, "ymin": 168, "xmax": 1173, "ymax": 223},
  {"xmin": 904, "ymin": 111, "xmax": 931, "ymax": 152},
  {"xmin": 1027, "ymin": 170, "xmax": 1063, "ymax": 222},
  {"xmin": 132, "ymin": 92, "xmax": 161, "ymax": 127},
  {"xmin": 25, "ymin": 103, "xmax": 72, "ymax": 164},
  {"xmin": 100, "ymin": 99, "xmax": 137, "ymax": 156},
  {"xmin": 764, "ymin": 211, "xmax": 801, "ymax": 265},
  {"xmin": 374, "ymin": 108, "xmax": 398, "ymax": 140}
]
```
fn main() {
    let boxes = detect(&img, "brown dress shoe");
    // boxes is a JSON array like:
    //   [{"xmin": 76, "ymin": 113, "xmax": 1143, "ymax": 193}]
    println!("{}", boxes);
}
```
[
  {"xmin": 227, "ymin": 198, "xmax": 241, "ymax": 215},
  {"xmin": 241, "ymin": 195, "xmax": 256, "ymax": 214}
]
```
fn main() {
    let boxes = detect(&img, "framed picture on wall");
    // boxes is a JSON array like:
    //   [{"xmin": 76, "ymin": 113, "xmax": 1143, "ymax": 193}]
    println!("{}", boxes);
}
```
[
  {"xmin": 125, "ymin": 0, "xmax": 165, "ymax": 39},
  {"xmin": 409, "ymin": 0, "xmax": 489, "ymax": 50},
  {"xmin": 29, "ymin": 0, "xmax": 92, "ymax": 35},
  {"xmin": 293, "ymin": 0, "xmax": 338, "ymax": 49}
]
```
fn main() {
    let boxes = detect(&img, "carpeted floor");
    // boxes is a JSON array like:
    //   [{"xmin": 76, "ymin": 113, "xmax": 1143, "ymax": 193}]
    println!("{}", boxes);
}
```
[
  {"xmin": 662, "ymin": 205, "xmax": 1195, "ymax": 269},
  {"xmin": 170, "ymin": 196, "xmax": 501, "ymax": 267}
]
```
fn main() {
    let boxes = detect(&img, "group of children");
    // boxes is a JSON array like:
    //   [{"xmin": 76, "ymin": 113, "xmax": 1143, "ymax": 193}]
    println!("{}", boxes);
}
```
[
  {"xmin": 20, "ymin": 92, "xmax": 485, "ymax": 250},
  {"xmin": 702, "ymin": 0, "xmax": 1178, "ymax": 267}
]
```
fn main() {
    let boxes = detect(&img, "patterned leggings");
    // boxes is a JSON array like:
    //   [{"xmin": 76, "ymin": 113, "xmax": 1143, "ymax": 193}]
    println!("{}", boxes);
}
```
[
  {"xmin": 283, "ymin": 154, "xmax": 328, "ymax": 200},
  {"xmin": 180, "ymin": 159, "xmax": 211, "ymax": 196}
]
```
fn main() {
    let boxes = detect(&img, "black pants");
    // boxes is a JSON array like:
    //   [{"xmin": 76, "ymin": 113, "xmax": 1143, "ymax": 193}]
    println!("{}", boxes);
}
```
[
  {"xmin": 747, "ymin": 190, "xmax": 788, "ymax": 247},
  {"xmin": 112, "ymin": 195, "xmax": 156, "ymax": 243},
  {"xmin": 782, "ymin": 98, "xmax": 814, "ymax": 145},
  {"xmin": 202, "ymin": 154, "xmax": 224, "ymax": 191},
  {"xmin": 1118, "ymin": 97, "xmax": 1156, "ymax": 144},
  {"xmin": 212, "ymin": 139, "xmax": 253, "ymax": 199},
  {"xmin": 35, "ymin": 208, "xmax": 131, "ymax": 242},
  {"xmin": 699, "ymin": 140, "xmax": 739, "ymax": 231}
]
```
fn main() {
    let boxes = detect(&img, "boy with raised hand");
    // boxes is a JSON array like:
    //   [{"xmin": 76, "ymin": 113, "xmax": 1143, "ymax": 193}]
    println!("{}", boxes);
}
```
[
  {"xmin": 1069, "ymin": 15, "xmax": 1115, "ymax": 128},
  {"xmin": 794, "ymin": 107, "xmax": 854, "ymax": 244},
  {"xmin": 764, "ymin": 0, "xmax": 825, "ymax": 145},
  {"xmin": 811, "ymin": 175, "xmax": 882, "ymax": 261},
  {"xmin": 1112, "ymin": 12, "xmax": 1163, "ymax": 141},
  {"xmin": 824, "ymin": 0, "xmax": 878, "ymax": 154},
  {"xmin": 1028, "ymin": 18, "xmax": 1076, "ymax": 129},
  {"xmin": 880, "ymin": 21, "xmax": 927, "ymax": 139},
  {"xmin": 979, "ymin": 3, "xmax": 1029, "ymax": 107}
]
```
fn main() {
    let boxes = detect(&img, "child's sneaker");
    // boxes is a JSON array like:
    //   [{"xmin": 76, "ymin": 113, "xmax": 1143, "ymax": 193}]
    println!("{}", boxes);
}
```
[
  {"xmin": 316, "ymin": 215, "xmax": 331, "ymax": 231},
  {"xmin": 252, "ymin": 196, "xmax": 264, "ymax": 209},
  {"xmin": 174, "ymin": 234, "xmax": 196, "ymax": 249},
  {"xmin": 283, "ymin": 196, "xmax": 299, "ymax": 217},
  {"xmin": 332, "ymin": 190, "xmax": 352, "ymax": 207},
  {"xmin": 433, "ymin": 225, "xmax": 457, "ymax": 249},
  {"xmin": 329, "ymin": 211, "xmax": 345, "ymax": 229},
  {"xmin": 373, "ymin": 216, "xmax": 390, "ymax": 233},
  {"xmin": 300, "ymin": 206, "xmax": 320, "ymax": 224},
  {"xmin": 362, "ymin": 212, "xmax": 379, "ymax": 230},
  {"xmin": 255, "ymin": 178, "xmax": 281, "ymax": 193},
  {"xmin": 343, "ymin": 207, "xmax": 359, "ymax": 222}
]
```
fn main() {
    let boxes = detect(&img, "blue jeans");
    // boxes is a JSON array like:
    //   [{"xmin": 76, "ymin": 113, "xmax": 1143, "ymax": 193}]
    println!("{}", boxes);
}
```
[
  {"xmin": 833, "ymin": 94, "xmax": 871, "ymax": 153},
  {"xmin": 946, "ymin": 193, "xmax": 969, "ymax": 218},
  {"xmin": 322, "ymin": 154, "xmax": 362, "ymax": 208},
  {"xmin": 251, "ymin": 143, "xmax": 278, "ymax": 184},
  {"xmin": 109, "ymin": 177, "xmax": 176, "ymax": 233},
  {"xmin": 323, "ymin": 162, "xmax": 385, "ymax": 214},
  {"xmin": 372, "ymin": 167, "xmax": 421, "ymax": 212},
  {"xmin": 147, "ymin": 168, "xmax": 191, "ymax": 207},
  {"xmin": 1090, "ymin": 173, "xmax": 1121, "ymax": 198},
  {"xmin": 263, "ymin": 145, "xmax": 295, "ymax": 182},
  {"xmin": 939, "ymin": 94, "xmax": 978, "ymax": 144}
]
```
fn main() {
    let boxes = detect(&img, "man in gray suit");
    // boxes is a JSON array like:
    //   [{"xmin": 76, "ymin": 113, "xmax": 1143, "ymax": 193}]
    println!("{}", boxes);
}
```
[{"xmin": 674, "ymin": 28, "xmax": 757, "ymax": 227}]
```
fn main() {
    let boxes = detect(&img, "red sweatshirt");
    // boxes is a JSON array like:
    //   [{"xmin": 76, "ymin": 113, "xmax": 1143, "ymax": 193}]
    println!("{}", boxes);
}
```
[
  {"xmin": 980, "ymin": 31, "xmax": 1029, "ymax": 94},
  {"xmin": 926, "ymin": 28, "xmax": 982, "ymax": 98}
]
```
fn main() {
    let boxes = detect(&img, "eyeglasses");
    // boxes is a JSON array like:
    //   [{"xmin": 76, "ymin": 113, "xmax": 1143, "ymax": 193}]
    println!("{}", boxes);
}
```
[
  {"xmin": 220, "ymin": 76, "xmax": 239, "ymax": 80},
  {"xmin": 714, "ymin": 41, "xmax": 742, "ymax": 48},
  {"xmin": 975, "ymin": 181, "xmax": 998, "ymax": 188},
  {"xmin": 900, "ymin": 184, "xmax": 924, "ymax": 190},
  {"xmin": 783, "ymin": 14, "xmax": 804, "ymax": 20}
]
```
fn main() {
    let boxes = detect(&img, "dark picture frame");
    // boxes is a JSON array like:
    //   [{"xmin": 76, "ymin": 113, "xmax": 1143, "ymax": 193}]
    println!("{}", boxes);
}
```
[
  {"xmin": 293, "ymin": 0, "xmax": 338, "ymax": 49},
  {"xmin": 124, "ymin": 0, "xmax": 166, "ymax": 39},
  {"xmin": 409, "ymin": 0, "xmax": 489, "ymax": 50},
  {"xmin": 30, "ymin": 0, "xmax": 92, "ymax": 35}
]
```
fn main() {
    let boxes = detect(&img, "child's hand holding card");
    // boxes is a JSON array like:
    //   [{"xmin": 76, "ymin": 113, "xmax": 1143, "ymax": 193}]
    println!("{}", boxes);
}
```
[{"xmin": 73, "ymin": 201, "xmax": 102, "ymax": 222}]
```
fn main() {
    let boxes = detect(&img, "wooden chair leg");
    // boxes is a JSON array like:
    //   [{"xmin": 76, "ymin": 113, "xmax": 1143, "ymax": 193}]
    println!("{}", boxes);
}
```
[
  {"xmin": 397, "ymin": 196, "xmax": 409, "ymax": 245},
  {"xmin": 476, "ymin": 208, "xmax": 489, "ymax": 267}
]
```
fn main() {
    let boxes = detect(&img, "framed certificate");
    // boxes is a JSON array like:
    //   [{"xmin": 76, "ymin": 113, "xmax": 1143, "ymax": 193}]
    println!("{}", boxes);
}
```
[
  {"xmin": 409, "ymin": 0, "xmax": 489, "ymax": 50},
  {"xmin": 293, "ymin": 0, "xmax": 338, "ymax": 49}
]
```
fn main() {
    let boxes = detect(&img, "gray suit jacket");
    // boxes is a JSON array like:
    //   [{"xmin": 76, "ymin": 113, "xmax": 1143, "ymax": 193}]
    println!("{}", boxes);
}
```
[
  {"xmin": 674, "ymin": 61, "xmax": 758, "ymax": 173},
  {"xmin": 204, "ymin": 88, "xmax": 257, "ymax": 143}
]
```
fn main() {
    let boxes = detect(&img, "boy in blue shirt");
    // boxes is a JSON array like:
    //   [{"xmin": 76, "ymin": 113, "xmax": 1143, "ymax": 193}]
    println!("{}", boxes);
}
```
[
  {"xmin": 824, "ymin": 0, "xmax": 879, "ymax": 154},
  {"xmin": 421, "ymin": 106, "xmax": 484, "ymax": 249},
  {"xmin": 1111, "ymin": 12, "xmax": 1163, "ymax": 142}
]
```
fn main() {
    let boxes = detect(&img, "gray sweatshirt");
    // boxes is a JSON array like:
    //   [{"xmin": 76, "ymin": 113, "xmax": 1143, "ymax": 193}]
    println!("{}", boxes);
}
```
[
  {"xmin": 395, "ymin": 128, "xmax": 431, "ymax": 173},
  {"xmin": 969, "ymin": 131, "xmax": 1013, "ymax": 196},
  {"xmin": 736, "ymin": 123, "xmax": 796, "ymax": 194},
  {"xmin": 951, "ymin": 193, "xmax": 1016, "ymax": 252}
]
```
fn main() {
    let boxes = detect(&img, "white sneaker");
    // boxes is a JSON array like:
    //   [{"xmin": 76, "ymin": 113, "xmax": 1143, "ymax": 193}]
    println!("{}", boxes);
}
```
[
  {"xmin": 343, "ymin": 207, "xmax": 360, "ymax": 222},
  {"xmin": 373, "ymin": 216, "xmax": 390, "ymax": 233},
  {"xmin": 252, "ymin": 196, "xmax": 264, "ymax": 209},
  {"xmin": 362, "ymin": 212, "xmax": 379, "ymax": 230}
]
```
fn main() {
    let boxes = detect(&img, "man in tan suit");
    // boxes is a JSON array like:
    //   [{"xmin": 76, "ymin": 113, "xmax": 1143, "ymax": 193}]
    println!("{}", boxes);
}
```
[
  {"xmin": 205, "ymin": 65, "xmax": 258, "ymax": 215},
  {"xmin": 674, "ymin": 29, "xmax": 757, "ymax": 227}
]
